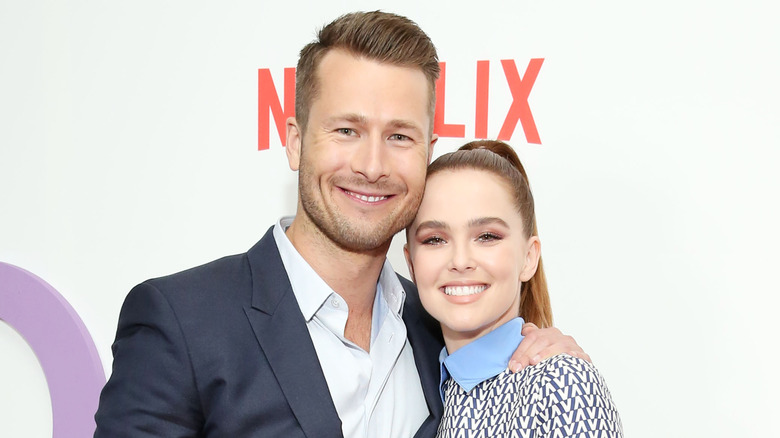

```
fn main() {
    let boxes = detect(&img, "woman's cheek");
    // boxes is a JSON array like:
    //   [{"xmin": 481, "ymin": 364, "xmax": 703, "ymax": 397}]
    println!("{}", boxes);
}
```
[{"xmin": 413, "ymin": 252, "xmax": 442, "ymax": 304}]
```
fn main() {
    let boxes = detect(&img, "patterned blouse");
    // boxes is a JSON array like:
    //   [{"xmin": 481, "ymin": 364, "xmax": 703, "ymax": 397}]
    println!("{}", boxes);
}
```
[{"xmin": 437, "ymin": 319, "xmax": 623, "ymax": 438}]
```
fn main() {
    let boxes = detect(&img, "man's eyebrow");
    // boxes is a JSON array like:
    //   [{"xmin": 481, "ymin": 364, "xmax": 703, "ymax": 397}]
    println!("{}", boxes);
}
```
[
  {"xmin": 468, "ymin": 217, "xmax": 509, "ymax": 228},
  {"xmin": 387, "ymin": 119, "xmax": 423, "ymax": 132},
  {"xmin": 414, "ymin": 220, "xmax": 448, "ymax": 234},
  {"xmin": 323, "ymin": 115, "xmax": 423, "ymax": 133},
  {"xmin": 324, "ymin": 113, "xmax": 367, "ymax": 125}
]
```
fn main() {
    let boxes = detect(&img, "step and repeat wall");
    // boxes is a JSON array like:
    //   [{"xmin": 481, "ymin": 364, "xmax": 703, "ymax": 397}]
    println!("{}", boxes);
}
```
[{"xmin": 2, "ymin": 1, "xmax": 778, "ymax": 437}]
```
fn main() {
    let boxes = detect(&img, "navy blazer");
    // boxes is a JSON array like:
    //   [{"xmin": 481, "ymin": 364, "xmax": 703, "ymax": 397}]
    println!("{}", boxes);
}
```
[{"xmin": 95, "ymin": 227, "xmax": 444, "ymax": 437}]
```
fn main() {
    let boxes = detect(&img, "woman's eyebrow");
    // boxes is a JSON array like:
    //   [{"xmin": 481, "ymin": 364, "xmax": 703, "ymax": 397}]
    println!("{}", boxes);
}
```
[
  {"xmin": 414, "ymin": 220, "xmax": 448, "ymax": 234},
  {"xmin": 468, "ymin": 217, "xmax": 509, "ymax": 228}
]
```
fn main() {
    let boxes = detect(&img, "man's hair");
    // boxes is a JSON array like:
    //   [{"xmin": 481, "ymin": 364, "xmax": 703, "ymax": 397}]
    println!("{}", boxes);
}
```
[{"xmin": 295, "ymin": 11, "xmax": 440, "ymax": 134}]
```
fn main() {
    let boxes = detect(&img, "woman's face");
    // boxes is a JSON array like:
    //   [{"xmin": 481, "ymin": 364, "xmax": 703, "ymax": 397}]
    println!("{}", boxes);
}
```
[{"xmin": 405, "ymin": 168, "xmax": 540, "ymax": 351}]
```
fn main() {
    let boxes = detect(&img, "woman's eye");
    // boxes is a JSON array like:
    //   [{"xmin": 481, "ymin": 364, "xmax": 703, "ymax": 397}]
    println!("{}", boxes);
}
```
[
  {"xmin": 421, "ymin": 236, "xmax": 445, "ymax": 245},
  {"xmin": 477, "ymin": 232, "xmax": 501, "ymax": 242}
]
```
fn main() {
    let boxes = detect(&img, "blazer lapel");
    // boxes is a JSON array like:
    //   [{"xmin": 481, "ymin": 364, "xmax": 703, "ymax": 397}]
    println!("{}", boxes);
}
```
[
  {"xmin": 399, "ymin": 275, "xmax": 444, "ymax": 438},
  {"xmin": 243, "ymin": 228, "xmax": 343, "ymax": 438}
]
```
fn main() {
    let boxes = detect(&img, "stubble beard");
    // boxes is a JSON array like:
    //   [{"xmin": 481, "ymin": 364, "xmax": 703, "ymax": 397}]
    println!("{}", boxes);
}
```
[{"xmin": 298, "ymin": 163, "xmax": 422, "ymax": 253}]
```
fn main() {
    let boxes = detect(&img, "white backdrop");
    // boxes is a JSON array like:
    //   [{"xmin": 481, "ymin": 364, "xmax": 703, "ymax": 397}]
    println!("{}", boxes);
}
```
[{"xmin": 2, "ymin": 1, "xmax": 779, "ymax": 436}]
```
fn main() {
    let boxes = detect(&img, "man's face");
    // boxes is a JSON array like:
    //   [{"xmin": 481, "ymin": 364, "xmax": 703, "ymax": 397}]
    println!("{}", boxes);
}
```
[{"xmin": 287, "ymin": 49, "xmax": 436, "ymax": 253}]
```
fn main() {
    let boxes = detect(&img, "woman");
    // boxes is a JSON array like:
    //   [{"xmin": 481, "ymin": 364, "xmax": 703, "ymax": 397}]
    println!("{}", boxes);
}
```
[{"xmin": 405, "ymin": 140, "xmax": 623, "ymax": 437}]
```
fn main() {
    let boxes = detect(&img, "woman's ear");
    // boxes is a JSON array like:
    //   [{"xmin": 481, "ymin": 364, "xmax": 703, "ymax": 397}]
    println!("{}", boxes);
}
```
[
  {"xmin": 403, "ymin": 243, "xmax": 416, "ymax": 283},
  {"xmin": 519, "ymin": 236, "xmax": 541, "ymax": 282}
]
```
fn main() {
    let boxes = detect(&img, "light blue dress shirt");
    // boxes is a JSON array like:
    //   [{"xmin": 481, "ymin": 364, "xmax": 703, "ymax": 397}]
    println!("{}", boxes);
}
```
[
  {"xmin": 273, "ymin": 217, "xmax": 427, "ymax": 438},
  {"xmin": 438, "ymin": 317, "xmax": 525, "ymax": 401}
]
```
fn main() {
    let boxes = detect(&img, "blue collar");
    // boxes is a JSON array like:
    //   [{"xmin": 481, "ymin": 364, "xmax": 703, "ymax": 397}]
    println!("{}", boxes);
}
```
[{"xmin": 438, "ymin": 317, "xmax": 525, "ymax": 402}]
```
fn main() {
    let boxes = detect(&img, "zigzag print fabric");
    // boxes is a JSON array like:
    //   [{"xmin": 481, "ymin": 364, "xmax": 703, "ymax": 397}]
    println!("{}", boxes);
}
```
[{"xmin": 437, "ymin": 354, "xmax": 623, "ymax": 438}]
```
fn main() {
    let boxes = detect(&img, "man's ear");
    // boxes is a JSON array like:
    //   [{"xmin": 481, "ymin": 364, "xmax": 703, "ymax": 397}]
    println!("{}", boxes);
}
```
[
  {"xmin": 427, "ymin": 133, "xmax": 438, "ymax": 164},
  {"xmin": 286, "ymin": 117, "xmax": 302, "ymax": 171},
  {"xmin": 403, "ymin": 243, "xmax": 416, "ymax": 283},
  {"xmin": 519, "ymin": 236, "xmax": 541, "ymax": 282}
]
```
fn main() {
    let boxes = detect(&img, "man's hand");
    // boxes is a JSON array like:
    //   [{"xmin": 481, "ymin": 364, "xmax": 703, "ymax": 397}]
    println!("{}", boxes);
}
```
[{"xmin": 508, "ymin": 323, "xmax": 591, "ymax": 372}]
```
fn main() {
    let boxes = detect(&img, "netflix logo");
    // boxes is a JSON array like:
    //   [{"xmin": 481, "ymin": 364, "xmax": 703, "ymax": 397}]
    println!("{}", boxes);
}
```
[{"xmin": 258, "ymin": 59, "xmax": 544, "ymax": 150}]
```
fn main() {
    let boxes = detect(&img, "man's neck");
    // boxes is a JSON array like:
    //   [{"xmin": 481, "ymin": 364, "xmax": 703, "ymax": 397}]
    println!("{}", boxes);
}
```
[{"xmin": 285, "ymin": 214, "xmax": 392, "ymax": 351}]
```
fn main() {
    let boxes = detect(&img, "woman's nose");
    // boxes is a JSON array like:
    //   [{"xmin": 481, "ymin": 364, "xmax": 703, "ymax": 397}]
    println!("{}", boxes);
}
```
[{"xmin": 448, "ymin": 243, "xmax": 476, "ymax": 272}]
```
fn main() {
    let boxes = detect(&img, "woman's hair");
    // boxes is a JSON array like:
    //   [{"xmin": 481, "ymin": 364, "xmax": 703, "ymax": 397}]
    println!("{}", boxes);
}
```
[{"xmin": 426, "ymin": 140, "xmax": 553, "ymax": 328}]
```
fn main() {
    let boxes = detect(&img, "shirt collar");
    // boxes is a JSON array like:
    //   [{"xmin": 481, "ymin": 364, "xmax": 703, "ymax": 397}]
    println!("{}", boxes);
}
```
[
  {"xmin": 377, "ymin": 257, "xmax": 405, "ymax": 316},
  {"xmin": 273, "ymin": 217, "xmax": 406, "ymax": 322},
  {"xmin": 274, "ymin": 217, "xmax": 331, "ymax": 320},
  {"xmin": 438, "ymin": 317, "xmax": 525, "ymax": 401}
]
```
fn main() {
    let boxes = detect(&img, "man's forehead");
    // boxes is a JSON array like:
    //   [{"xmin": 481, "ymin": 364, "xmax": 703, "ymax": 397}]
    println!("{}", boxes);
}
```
[
  {"xmin": 315, "ymin": 49, "xmax": 431, "ymax": 90},
  {"xmin": 310, "ymin": 50, "xmax": 434, "ymax": 135}
]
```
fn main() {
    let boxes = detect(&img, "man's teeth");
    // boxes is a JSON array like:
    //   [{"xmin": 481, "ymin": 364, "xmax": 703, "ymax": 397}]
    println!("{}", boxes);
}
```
[
  {"xmin": 346, "ymin": 190, "xmax": 388, "ymax": 203},
  {"xmin": 444, "ymin": 285, "xmax": 487, "ymax": 296}
]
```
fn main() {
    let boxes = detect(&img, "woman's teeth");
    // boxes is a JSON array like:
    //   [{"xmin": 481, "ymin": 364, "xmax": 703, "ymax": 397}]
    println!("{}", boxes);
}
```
[{"xmin": 443, "ymin": 285, "xmax": 487, "ymax": 296}]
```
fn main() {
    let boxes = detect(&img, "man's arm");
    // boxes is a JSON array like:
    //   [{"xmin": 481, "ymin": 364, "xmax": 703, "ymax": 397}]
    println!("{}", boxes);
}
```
[
  {"xmin": 508, "ymin": 323, "xmax": 591, "ymax": 372},
  {"xmin": 94, "ymin": 282, "xmax": 202, "ymax": 438}
]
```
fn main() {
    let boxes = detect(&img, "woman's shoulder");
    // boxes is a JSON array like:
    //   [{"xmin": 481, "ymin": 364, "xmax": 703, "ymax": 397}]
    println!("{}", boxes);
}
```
[
  {"xmin": 516, "ymin": 354, "xmax": 612, "ymax": 397},
  {"xmin": 518, "ymin": 354, "xmax": 623, "ymax": 435},
  {"xmin": 524, "ymin": 353, "xmax": 600, "ymax": 378}
]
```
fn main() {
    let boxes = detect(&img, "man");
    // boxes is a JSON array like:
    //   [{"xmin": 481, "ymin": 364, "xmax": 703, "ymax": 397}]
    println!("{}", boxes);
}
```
[{"xmin": 94, "ymin": 11, "xmax": 585, "ymax": 438}]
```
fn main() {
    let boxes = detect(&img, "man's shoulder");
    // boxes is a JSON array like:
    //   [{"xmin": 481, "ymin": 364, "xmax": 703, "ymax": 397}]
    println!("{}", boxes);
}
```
[
  {"xmin": 146, "ymin": 252, "xmax": 249, "ymax": 288},
  {"xmin": 136, "ymin": 226, "xmax": 281, "ymax": 304},
  {"xmin": 396, "ymin": 273, "xmax": 423, "ymax": 315},
  {"xmin": 397, "ymin": 272, "xmax": 444, "ymax": 350},
  {"xmin": 396, "ymin": 273, "xmax": 417, "ymax": 294}
]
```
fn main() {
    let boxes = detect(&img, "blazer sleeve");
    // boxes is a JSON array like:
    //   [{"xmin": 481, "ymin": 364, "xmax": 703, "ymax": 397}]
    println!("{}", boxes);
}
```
[{"xmin": 94, "ymin": 282, "xmax": 203, "ymax": 438}]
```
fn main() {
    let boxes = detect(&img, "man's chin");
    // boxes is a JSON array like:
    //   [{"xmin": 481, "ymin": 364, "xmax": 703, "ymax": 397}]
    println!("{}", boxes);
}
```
[
  {"xmin": 330, "ymin": 228, "xmax": 396, "ymax": 253},
  {"xmin": 301, "ymin": 200, "xmax": 410, "ymax": 253}
]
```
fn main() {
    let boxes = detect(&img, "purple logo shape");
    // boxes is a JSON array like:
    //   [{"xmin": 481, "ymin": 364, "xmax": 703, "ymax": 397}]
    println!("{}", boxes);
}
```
[{"xmin": 0, "ymin": 262, "xmax": 106, "ymax": 438}]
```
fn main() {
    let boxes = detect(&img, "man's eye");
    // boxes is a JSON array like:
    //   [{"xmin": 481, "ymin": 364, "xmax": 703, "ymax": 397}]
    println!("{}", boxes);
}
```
[
  {"xmin": 337, "ymin": 128, "xmax": 355, "ymax": 135},
  {"xmin": 389, "ymin": 134, "xmax": 410, "ymax": 141}
]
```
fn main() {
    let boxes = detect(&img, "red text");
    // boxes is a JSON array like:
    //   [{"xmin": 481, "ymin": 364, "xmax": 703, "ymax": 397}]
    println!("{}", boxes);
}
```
[{"xmin": 258, "ymin": 59, "xmax": 544, "ymax": 150}]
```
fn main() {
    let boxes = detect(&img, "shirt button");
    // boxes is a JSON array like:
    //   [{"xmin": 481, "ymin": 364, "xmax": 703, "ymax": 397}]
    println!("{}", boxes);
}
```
[{"xmin": 331, "ymin": 298, "xmax": 340, "ymax": 308}]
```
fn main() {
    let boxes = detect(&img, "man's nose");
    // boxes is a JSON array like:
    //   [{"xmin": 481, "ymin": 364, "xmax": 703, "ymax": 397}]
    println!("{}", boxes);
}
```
[{"xmin": 350, "ymin": 135, "xmax": 390, "ymax": 182}]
